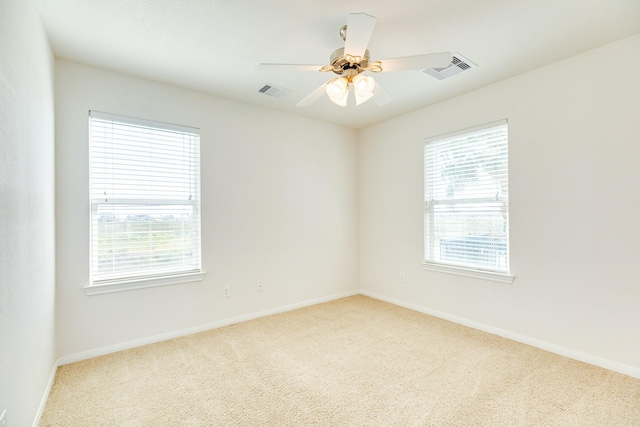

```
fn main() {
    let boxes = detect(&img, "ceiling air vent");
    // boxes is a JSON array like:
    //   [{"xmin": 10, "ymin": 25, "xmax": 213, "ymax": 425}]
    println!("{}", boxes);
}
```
[
  {"xmin": 422, "ymin": 53, "xmax": 477, "ymax": 80},
  {"xmin": 258, "ymin": 84, "xmax": 291, "ymax": 98}
]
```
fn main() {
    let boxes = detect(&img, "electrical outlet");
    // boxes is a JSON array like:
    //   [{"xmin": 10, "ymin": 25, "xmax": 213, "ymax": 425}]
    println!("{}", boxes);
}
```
[
  {"xmin": 400, "ymin": 273, "xmax": 406, "ymax": 284},
  {"xmin": 0, "ymin": 409, "xmax": 7, "ymax": 427},
  {"xmin": 222, "ymin": 285, "xmax": 230, "ymax": 298},
  {"xmin": 258, "ymin": 280, "xmax": 264, "ymax": 292}
]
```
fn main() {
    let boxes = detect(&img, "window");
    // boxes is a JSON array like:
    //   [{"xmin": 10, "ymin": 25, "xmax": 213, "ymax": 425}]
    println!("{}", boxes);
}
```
[
  {"xmin": 88, "ymin": 111, "xmax": 204, "ymax": 294},
  {"xmin": 424, "ymin": 120, "xmax": 512, "ymax": 282}
]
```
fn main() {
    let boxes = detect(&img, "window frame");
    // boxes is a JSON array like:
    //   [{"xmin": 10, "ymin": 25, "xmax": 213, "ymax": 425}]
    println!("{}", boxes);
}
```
[
  {"xmin": 422, "ymin": 119, "xmax": 514, "ymax": 284},
  {"xmin": 85, "ymin": 111, "xmax": 205, "ymax": 295}
]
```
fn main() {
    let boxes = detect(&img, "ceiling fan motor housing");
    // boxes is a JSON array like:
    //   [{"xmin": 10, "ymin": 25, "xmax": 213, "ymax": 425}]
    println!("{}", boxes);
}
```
[{"xmin": 329, "ymin": 47, "xmax": 371, "ymax": 75}]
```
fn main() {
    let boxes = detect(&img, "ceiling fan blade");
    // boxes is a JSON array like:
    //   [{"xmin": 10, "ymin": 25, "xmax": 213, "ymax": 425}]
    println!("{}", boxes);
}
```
[
  {"xmin": 297, "ymin": 82, "xmax": 328, "ymax": 107},
  {"xmin": 257, "ymin": 63, "xmax": 324, "ymax": 72},
  {"xmin": 343, "ymin": 12, "xmax": 377, "ymax": 60},
  {"xmin": 372, "ymin": 81, "xmax": 392, "ymax": 105},
  {"xmin": 378, "ymin": 52, "xmax": 453, "ymax": 72}
]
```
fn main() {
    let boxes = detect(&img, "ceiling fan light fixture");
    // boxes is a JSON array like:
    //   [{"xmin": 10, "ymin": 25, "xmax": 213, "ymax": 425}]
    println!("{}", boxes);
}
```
[{"xmin": 326, "ymin": 77, "xmax": 349, "ymax": 106}]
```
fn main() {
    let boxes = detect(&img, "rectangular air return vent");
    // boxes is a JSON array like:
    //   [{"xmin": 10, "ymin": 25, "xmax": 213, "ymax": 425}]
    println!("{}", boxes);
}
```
[
  {"xmin": 423, "ymin": 53, "xmax": 477, "ymax": 80},
  {"xmin": 258, "ymin": 84, "xmax": 291, "ymax": 98}
]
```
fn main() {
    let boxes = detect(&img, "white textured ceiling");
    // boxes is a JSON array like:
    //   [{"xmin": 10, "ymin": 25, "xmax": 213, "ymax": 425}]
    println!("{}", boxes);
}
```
[{"xmin": 35, "ymin": 0, "xmax": 640, "ymax": 129}]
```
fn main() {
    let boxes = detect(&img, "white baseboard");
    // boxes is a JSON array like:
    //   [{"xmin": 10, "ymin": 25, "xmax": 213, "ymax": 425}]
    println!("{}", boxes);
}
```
[
  {"xmin": 32, "ymin": 359, "xmax": 58, "ymax": 427},
  {"xmin": 57, "ymin": 290, "xmax": 359, "ymax": 366},
  {"xmin": 361, "ymin": 290, "xmax": 640, "ymax": 380},
  {"xmin": 55, "ymin": 288, "xmax": 640, "ymax": 380}
]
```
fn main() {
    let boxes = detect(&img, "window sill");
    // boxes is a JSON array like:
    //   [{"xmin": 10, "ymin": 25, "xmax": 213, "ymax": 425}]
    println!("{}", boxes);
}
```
[
  {"xmin": 84, "ymin": 271, "xmax": 206, "ymax": 295},
  {"xmin": 422, "ymin": 262, "xmax": 514, "ymax": 284}
]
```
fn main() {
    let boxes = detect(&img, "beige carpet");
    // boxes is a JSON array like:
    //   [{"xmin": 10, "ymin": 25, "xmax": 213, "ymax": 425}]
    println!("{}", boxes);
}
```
[{"xmin": 40, "ymin": 295, "xmax": 640, "ymax": 426}]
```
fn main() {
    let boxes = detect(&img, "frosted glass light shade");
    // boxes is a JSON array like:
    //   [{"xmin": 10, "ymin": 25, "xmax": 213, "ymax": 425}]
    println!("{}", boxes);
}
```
[
  {"xmin": 353, "ymin": 74, "xmax": 375, "ymax": 105},
  {"xmin": 326, "ymin": 77, "xmax": 348, "ymax": 106}
]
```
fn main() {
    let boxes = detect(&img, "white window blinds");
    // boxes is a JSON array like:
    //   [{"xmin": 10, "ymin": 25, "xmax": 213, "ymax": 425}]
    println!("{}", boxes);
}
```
[
  {"xmin": 89, "ymin": 111, "xmax": 201, "ymax": 285},
  {"xmin": 424, "ymin": 120, "xmax": 509, "ymax": 273}
]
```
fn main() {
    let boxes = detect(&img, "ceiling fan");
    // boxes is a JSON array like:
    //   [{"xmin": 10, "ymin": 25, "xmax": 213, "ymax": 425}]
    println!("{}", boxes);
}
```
[{"xmin": 257, "ymin": 12, "xmax": 452, "ymax": 107}]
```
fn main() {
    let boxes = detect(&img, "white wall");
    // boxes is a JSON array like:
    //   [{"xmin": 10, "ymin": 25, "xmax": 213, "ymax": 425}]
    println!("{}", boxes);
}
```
[
  {"xmin": 48, "ymin": 22, "xmax": 640, "ymax": 400},
  {"xmin": 359, "ymin": 34, "xmax": 640, "ymax": 372},
  {"xmin": 55, "ymin": 60, "xmax": 359, "ymax": 358},
  {"xmin": 0, "ymin": 0, "xmax": 56, "ymax": 425}
]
